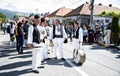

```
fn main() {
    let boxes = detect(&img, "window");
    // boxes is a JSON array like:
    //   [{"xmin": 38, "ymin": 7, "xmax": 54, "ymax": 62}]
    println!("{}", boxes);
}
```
[{"xmin": 105, "ymin": 19, "xmax": 110, "ymax": 23}]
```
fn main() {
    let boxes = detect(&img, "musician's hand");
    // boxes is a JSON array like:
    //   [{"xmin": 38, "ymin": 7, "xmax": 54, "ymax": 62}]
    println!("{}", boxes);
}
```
[
  {"xmin": 40, "ymin": 39, "xmax": 43, "ymax": 42},
  {"xmin": 28, "ymin": 44, "xmax": 33, "ymax": 49},
  {"xmin": 42, "ymin": 31, "xmax": 45, "ymax": 34},
  {"xmin": 49, "ymin": 40, "xmax": 54, "ymax": 47},
  {"xmin": 50, "ymin": 40, "xmax": 52, "ymax": 43}
]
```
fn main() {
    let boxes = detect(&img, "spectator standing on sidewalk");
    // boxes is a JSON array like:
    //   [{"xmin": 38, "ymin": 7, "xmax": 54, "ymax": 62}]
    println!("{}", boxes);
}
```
[
  {"xmin": 14, "ymin": 22, "xmax": 19, "ymax": 52},
  {"xmin": 67, "ymin": 25, "xmax": 73, "ymax": 42},
  {"xmin": 17, "ymin": 22, "xmax": 24, "ymax": 54},
  {"xmin": 9, "ymin": 22, "xmax": 15, "ymax": 46},
  {"xmin": 2, "ymin": 22, "xmax": 6, "ymax": 34},
  {"xmin": 88, "ymin": 25, "xmax": 94, "ymax": 45},
  {"xmin": 82, "ymin": 25, "xmax": 88, "ymax": 44},
  {"xmin": 23, "ymin": 20, "xmax": 30, "ymax": 46},
  {"xmin": 104, "ymin": 24, "xmax": 111, "ymax": 47},
  {"xmin": 94, "ymin": 24, "xmax": 101, "ymax": 43}
]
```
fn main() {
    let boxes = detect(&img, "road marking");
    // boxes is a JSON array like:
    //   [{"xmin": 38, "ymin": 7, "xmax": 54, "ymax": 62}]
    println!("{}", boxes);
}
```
[{"xmin": 66, "ymin": 59, "xmax": 89, "ymax": 76}]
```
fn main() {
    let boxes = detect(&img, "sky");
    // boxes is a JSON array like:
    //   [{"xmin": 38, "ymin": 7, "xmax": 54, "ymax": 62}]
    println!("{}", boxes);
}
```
[{"xmin": 0, "ymin": 0, "xmax": 120, "ymax": 13}]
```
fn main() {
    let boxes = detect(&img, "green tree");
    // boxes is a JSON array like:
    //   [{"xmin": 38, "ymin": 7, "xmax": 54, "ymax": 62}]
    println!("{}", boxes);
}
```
[
  {"xmin": 13, "ymin": 14, "xmax": 20, "ymax": 18},
  {"xmin": 100, "ymin": 11, "xmax": 107, "ymax": 16},
  {"xmin": 100, "ymin": 11, "xmax": 120, "ymax": 17},
  {"xmin": 100, "ymin": 11, "xmax": 120, "ymax": 45},
  {"xmin": 111, "ymin": 14, "xmax": 120, "ymax": 45},
  {"xmin": 0, "ymin": 13, "xmax": 7, "ymax": 22}
]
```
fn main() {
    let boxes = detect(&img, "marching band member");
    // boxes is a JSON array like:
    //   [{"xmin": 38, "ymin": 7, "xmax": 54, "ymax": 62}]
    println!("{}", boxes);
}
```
[
  {"xmin": 39, "ymin": 18, "xmax": 49, "ymax": 61},
  {"xmin": 43, "ymin": 20, "xmax": 52, "ymax": 55},
  {"xmin": 73, "ymin": 21, "xmax": 83, "ymax": 50},
  {"xmin": 27, "ymin": 15, "xmax": 44, "ymax": 74},
  {"xmin": 49, "ymin": 19, "xmax": 67, "ymax": 60}
]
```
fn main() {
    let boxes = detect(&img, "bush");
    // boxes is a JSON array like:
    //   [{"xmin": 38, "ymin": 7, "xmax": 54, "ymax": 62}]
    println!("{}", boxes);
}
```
[
  {"xmin": 111, "ymin": 14, "xmax": 120, "ymax": 45},
  {"xmin": 0, "ymin": 13, "xmax": 7, "ymax": 22}
]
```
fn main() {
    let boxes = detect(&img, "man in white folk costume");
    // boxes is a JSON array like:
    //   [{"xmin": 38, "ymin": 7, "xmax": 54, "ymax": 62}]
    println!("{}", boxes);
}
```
[
  {"xmin": 73, "ymin": 21, "xmax": 83, "ymax": 50},
  {"xmin": 49, "ymin": 19, "xmax": 67, "ymax": 60},
  {"xmin": 43, "ymin": 20, "xmax": 52, "ymax": 55},
  {"xmin": 27, "ymin": 15, "xmax": 44, "ymax": 74},
  {"xmin": 39, "ymin": 18, "xmax": 50, "ymax": 61}
]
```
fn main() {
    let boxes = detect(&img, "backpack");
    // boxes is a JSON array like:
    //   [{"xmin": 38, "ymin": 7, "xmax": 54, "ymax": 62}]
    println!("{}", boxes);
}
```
[
  {"xmin": 32, "ymin": 24, "xmax": 40, "ymax": 44},
  {"xmin": 17, "ymin": 27, "xmax": 24, "ymax": 36},
  {"xmin": 7, "ymin": 25, "xmax": 10, "ymax": 33},
  {"xmin": 23, "ymin": 24, "xmax": 29, "ymax": 39}
]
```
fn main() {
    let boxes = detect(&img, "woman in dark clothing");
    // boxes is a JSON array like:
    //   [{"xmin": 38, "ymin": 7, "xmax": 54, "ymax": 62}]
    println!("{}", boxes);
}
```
[
  {"xmin": 17, "ymin": 22, "xmax": 24, "ymax": 54},
  {"xmin": 88, "ymin": 26, "xmax": 94, "ymax": 45}
]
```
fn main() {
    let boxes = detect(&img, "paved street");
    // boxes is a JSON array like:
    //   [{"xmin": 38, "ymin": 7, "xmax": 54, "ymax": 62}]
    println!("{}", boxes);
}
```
[{"xmin": 0, "ymin": 33, "xmax": 120, "ymax": 76}]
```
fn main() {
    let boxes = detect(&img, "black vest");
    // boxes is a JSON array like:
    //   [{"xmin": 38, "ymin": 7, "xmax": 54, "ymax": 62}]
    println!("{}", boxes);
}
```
[
  {"xmin": 74, "ymin": 27, "xmax": 80, "ymax": 39},
  {"xmin": 33, "ymin": 24, "xmax": 40, "ymax": 44},
  {"xmin": 53, "ymin": 25, "xmax": 63, "ymax": 39}
]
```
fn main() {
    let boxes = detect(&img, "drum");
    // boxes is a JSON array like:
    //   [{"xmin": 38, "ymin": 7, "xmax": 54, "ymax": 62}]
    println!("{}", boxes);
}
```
[{"xmin": 73, "ymin": 49, "xmax": 86, "ymax": 64}]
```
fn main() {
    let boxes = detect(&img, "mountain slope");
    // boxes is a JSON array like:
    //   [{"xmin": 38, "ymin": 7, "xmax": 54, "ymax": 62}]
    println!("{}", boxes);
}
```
[{"xmin": 0, "ymin": 9, "xmax": 30, "ymax": 18}]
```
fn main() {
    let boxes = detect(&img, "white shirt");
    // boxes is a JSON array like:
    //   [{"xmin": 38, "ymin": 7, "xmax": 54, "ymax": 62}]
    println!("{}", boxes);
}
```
[
  {"xmin": 10, "ymin": 25, "xmax": 15, "ymax": 34},
  {"xmin": 55, "ymin": 25, "xmax": 61, "ymax": 35},
  {"xmin": 27, "ymin": 25, "xmax": 40, "ymax": 44},
  {"xmin": 44, "ymin": 26, "xmax": 51, "ymax": 36},
  {"xmin": 74, "ymin": 27, "xmax": 83, "ymax": 42},
  {"xmin": 49, "ymin": 25, "xmax": 67, "ymax": 40},
  {"xmin": 105, "ymin": 29, "xmax": 111, "ymax": 38},
  {"xmin": 79, "ymin": 27, "xmax": 83, "ymax": 42},
  {"xmin": 38, "ymin": 25, "xmax": 47, "ymax": 39}
]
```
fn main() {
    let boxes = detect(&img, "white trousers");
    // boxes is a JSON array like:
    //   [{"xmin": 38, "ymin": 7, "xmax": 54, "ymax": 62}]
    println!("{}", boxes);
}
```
[
  {"xmin": 53, "ymin": 38, "xmax": 64, "ymax": 59},
  {"xmin": 105, "ymin": 37, "xmax": 110, "ymax": 46},
  {"xmin": 42, "ymin": 40, "xmax": 49, "ymax": 59},
  {"xmin": 32, "ymin": 44, "xmax": 43, "ymax": 70},
  {"xmin": 73, "ymin": 39, "xmax": 82, "ymax": 50}
]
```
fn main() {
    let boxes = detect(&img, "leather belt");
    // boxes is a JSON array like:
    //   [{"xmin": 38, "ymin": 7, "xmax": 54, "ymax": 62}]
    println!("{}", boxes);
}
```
[{"xmin": 55, "ymin": 35, "xmax": 62, "ymax": 38}]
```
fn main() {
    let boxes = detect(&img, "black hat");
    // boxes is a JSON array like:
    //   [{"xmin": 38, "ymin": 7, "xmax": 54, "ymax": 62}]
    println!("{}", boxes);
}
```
[
  {"xmin": 34, "ymin": 15, "xmax": 40, "ymax": 19},
  {"xmin": 41, "ymin": 18, "xmax": 45, "ymax": 23}
]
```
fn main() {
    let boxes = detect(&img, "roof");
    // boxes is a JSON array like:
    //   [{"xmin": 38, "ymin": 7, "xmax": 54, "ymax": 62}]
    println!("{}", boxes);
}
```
[
  {"xmin": 48, "ymin": 7, "xmax": 73, "ymax": 17},
  {"xmin": 65, "ymin": 3, "xmax": 120, "ymax": 17},
  {"xmin": 28, "ymin": 15, "xmax": 34, "ymax": 20},
  {"xmin": 18, "ymin": 17, "xmax": 25, "ymax": 22}
]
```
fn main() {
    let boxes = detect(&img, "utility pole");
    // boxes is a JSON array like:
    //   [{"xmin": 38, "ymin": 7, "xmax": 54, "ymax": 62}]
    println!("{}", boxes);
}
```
[{"xmin": 89, "ymin": 0, "xmax": 94, "ymax": 27}]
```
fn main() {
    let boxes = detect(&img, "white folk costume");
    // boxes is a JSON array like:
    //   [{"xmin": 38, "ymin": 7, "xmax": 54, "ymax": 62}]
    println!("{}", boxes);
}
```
[
  {"xmin": 73, "ymin": 27, "xmax": 83, "ymax": 50},
  {"xmin": 27, "ymin": 24, "xmax": 43, "ymax": 71},
  {"xmin": 49, "ymin": 25, "xmax": 67, "ymax": 59},
  {"xmin": 38, "ymin": 25, "xmax": 48, "ymax": 60}
]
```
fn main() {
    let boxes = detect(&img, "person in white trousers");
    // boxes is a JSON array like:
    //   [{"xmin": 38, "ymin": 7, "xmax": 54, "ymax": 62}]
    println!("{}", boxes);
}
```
[
  {"xmin": 49, "ymin": 19, "xmax": 67, "ymax": 60},
  {"xmin": 39, "ymin": 18, "xmax": 49, "ymax": 61},
  {"xmin": 73, "ymin": 21, "xmax": 83, "ymax": 50},
  {"xmin": 27, "ymin": 15, "xmax": 44, "ymax": 74},
  {"xmin": 104, "ymin": 24, "xmax": 111, "ymax": 47},
  {"xmin": 43, "ymin": 20, "xmax": 52, "ymax": 58}
]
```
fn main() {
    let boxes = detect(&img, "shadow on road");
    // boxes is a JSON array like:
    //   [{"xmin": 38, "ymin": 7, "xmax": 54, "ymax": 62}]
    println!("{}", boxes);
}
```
[
  {"xmin": 0, "ymin": 60, "xmax": 31, "ymax": 70},
  {"xmin": 89, "ymin": 44, "xmax": 120, "ymax": 59},
  {"xmin": 44, "ymin": 58, "xmax": 83, "ymax": 68},
  {"xmin": 8, "ymin": 51, "xmax": 32, "ymax": 59},
  {"xmin": 0, "ymin": 68, "xmax": 32, "ymax": 76},
  {"xmin": 0, "ymin": 60, "xmax": 32, "ymax": 76}
]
